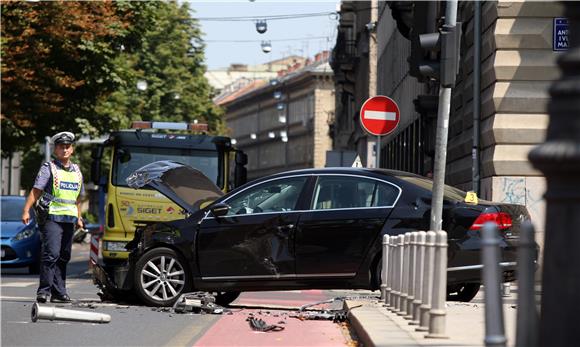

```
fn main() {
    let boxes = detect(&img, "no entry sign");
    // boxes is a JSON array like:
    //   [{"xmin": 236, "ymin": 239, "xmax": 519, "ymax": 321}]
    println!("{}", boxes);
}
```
[{"xmin": 360, "ymin": 96, "xmax": 400, "ymax": 136}]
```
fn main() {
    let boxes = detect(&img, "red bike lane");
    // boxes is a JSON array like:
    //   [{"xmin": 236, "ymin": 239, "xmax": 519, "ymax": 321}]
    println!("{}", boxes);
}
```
[{"xmin": 193, "ymin": 290, "xmax": 357, "ymax": 347}]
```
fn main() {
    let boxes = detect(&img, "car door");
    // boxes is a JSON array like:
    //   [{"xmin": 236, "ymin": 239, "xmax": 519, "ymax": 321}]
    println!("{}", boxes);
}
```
[
  {"xmin": 295, "ymin": 174, "xmax": 401, "ymax": 277},
  {"xmin": 197, "ymin": 176, "xmax": 309, "ymax": 280}
]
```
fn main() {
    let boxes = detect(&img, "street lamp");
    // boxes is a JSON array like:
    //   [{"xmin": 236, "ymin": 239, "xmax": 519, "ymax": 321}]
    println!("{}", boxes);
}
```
[
  {"xmin": 261, "ymin": 41, "xmax": 272, "ymax": 53},
  {"xmin": 256, "ymin": 20, "xmax": 267, "ymax": 34}
]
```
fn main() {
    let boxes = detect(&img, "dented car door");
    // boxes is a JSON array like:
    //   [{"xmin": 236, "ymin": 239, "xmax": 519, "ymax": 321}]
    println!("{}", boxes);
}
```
[{"xmin": 197, "ymin": 176, "xmax": 309, "ymax": 280}]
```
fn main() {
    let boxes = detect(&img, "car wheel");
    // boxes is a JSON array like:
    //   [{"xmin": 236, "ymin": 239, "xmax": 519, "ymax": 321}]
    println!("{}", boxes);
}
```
[
  {"xmin": 215, "ymin": 291, "xmax": 241, "ymax": 306},
  {"xmin": 448, "ymin": 283, "xmax": 480, "ymax": 302},
  {"xmin": 134, "ymin": 247, "xmax": 191, "ymax": 307}
]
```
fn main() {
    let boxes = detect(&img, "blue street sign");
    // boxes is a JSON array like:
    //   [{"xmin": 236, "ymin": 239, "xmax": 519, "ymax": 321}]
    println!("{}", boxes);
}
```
[{"xmin": 553, "ymin": 18, "xmax": 569, "ymax": 51}]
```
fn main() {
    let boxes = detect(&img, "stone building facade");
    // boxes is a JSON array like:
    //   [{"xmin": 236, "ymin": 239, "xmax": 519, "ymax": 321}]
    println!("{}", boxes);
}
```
[
  {"xmin": 220, "ymin": 56, "xmax": 334, "ymax": 180},
  {"xmin": 332, "ymin": 1, "xmax": 565, "ymax": 240}
]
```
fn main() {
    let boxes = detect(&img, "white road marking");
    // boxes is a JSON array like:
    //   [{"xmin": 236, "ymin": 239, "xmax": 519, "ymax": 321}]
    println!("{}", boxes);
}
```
[
  {"xmin": 364, "ymin": 110, "xmax": 396, "ymax": 121},
  {"xmin": 0, "ymin": 281, "xmax": 36, "ymax": 288}
]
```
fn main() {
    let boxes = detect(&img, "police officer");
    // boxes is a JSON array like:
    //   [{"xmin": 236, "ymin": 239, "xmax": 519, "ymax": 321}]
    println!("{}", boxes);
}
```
[{"xmin": 22, "ymin": 132, "xmax": 84, "ymax": 303}]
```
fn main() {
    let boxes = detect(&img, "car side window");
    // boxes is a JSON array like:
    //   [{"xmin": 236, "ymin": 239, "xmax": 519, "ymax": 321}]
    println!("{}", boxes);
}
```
[
  {"xmin": 312, "ymin": 176, "xmax": 377, "ymax": 210},
  {"xmin": 225, "ymin": 177, "xmax": 307, "ymax": 216},
  {"xmin": 372, "ymin": 182, "xmax": 399, "ymax": 207}
]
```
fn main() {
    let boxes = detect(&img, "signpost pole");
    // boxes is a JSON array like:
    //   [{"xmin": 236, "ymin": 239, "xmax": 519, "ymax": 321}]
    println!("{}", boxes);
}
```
[
  {"xmin": 376, "ymin": 136, "xmax": 381, "ymax": 168},
  {"xmin": 429, "ymin": 0, "xmax": 458, "ymax": 232}
]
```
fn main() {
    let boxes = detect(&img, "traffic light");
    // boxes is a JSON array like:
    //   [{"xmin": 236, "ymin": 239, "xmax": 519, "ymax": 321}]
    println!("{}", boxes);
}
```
[{"xmin": 407, "ymin": 4, "xmax": 462, "ymax": 87}]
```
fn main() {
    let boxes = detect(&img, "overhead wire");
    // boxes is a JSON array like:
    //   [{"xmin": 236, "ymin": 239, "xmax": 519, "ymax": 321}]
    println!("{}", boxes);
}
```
[
  {"xmin": 196, "ymin": 11, "xmax": 338, "ymax": 22},
  {"xmin": 205, "ymin": 36, "xmax": 330, "ymax": 43}
]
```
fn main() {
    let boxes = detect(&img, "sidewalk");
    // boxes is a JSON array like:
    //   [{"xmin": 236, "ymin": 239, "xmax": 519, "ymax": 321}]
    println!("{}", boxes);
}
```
[{"xmin": 346, "ymin": 288, "xmax": 518, "ymax": 347}]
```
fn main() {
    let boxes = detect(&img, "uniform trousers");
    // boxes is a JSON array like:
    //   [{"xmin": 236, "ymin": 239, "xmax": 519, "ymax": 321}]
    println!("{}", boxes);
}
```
[{"xmin": 37, "ymin": 220, "xmax": 74, "ymax": 297}]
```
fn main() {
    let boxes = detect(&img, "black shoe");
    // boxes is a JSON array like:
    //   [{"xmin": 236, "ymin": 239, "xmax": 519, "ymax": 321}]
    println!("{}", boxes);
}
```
[
  {"xmin": 36, "ymin": 293, "xmax": 48, "ymax": 303},
  {"xmin": 50, "ymin": 294, "xmax": 71, "ymax": 303}
]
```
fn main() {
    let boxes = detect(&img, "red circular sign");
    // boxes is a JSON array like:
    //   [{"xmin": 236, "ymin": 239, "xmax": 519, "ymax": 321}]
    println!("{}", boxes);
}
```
[{"xmin": 360, "ymin": 96, "xmax": 400, "ymax": 136}]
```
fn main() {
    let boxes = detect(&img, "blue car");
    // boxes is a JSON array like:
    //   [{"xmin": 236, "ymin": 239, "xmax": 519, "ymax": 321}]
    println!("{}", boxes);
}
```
[{"xmin": 1, "ymin": 196, "xmax": 41, "ymax": 274}]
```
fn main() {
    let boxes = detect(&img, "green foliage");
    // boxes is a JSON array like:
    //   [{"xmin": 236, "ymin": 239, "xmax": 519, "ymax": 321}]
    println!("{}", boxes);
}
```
[
  {"xmin": 2, "ymin": 1, "xmax": 224, "ymax": 192},
  {"xmin": 96, "ymin": 1, "xmax": 223, "ymax": 132},
  {"xmin": 2, "ymin": 0, "xmax": 223, "ymax": 158}
]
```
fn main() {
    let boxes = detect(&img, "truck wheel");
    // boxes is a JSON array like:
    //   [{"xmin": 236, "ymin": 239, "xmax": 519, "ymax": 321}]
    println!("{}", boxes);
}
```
[
  {"xmin": 215, "ymin": 291, "xmax": 241, "ymax": 306},
  {"xmin": 134, "ymin": 247, "xmax": 191, "ymax": 307}
]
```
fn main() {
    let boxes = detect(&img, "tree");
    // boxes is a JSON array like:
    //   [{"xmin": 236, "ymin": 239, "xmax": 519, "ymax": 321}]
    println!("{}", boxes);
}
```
[
  {"xmin": 95, "ymin": 1, "xmax": 224, "ymax": 133},
  {"xmin": 1, "ymin": 1, "xmax": 223, "ymax": 157},
  {"xmin": 1, "ymin": 1, "xmax": 129, "ymax": 155}
]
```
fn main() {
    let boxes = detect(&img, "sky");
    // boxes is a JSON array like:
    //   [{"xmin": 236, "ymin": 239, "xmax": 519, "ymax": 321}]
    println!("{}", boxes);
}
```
[{"xmin": 187, "ymin": 1, "xmax": 340, "ymax": 70}]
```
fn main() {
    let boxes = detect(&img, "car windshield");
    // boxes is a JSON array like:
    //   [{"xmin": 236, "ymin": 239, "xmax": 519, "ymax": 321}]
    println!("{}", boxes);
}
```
[
  {"xmin": 1, "ymin": 198, "xmax": 26, "ymax": 221},
  {"xmin": 396, "ymin": 176, "xmax": 467, "ymax": 202},
  {"xmin": 113, "ymin": 146, "xmax": 219, "ymax": 188}
]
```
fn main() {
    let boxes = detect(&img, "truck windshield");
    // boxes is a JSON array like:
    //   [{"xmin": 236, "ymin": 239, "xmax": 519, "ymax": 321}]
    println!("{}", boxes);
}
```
[{"xmin": 113, "ymin": 146, "xmax": 220, "ymax": 188}]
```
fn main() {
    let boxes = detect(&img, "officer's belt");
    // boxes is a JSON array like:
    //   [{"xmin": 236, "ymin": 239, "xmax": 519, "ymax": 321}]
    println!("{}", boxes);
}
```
[{"xmin": 44, "ymin": 193, "xmax": 77, "ymax": 205}]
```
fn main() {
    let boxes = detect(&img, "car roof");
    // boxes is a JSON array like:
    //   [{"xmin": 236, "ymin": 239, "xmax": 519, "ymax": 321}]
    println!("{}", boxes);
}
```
[{"xmin": 263, "ymin": 167, "xmax": 423, "ymax": 179}]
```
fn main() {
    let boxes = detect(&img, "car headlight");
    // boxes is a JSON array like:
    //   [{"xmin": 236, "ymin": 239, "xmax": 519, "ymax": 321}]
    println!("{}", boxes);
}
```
[
  {"xmin": 12, "ymin": 227, "xmax": 37, "ymax": 241},
  {"xmin": 103, "ymin": 241, "xmax": 127, "ymax": 251}
]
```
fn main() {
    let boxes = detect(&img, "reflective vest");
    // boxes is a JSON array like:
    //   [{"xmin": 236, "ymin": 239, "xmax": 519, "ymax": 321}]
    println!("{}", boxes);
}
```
[{"xmin": 47, "ymin": 161, "xmax": 82, "ymax": 218}]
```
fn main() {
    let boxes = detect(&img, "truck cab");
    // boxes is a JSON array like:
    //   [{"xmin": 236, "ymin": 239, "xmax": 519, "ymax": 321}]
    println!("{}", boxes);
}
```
[{"xmin": 91, "ymin": 122, "xmax": 247, "ymax": 265}]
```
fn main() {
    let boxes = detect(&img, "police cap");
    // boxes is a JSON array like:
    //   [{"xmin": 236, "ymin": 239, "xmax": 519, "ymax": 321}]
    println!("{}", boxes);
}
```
[{"xmin": 51, "ymin": 132, "xmax": 75, "ymax": 145}]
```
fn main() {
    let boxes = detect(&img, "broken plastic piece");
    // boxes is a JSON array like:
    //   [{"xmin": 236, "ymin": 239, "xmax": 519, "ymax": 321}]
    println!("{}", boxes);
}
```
[{"xmin": 247, "ymin": 317, "xmax": 285, "ymax": 332}]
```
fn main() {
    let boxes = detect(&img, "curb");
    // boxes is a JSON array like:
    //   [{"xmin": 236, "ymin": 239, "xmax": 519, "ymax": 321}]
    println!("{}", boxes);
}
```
[{"xmin": 345, "ymin": 300, "xmax": 420, "ymax": 347}]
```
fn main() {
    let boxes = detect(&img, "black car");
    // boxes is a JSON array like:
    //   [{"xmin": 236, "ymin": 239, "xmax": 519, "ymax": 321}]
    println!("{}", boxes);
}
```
[{"xmin": 120, "ymin": 161, "xmax": 529, "ymax": 307}]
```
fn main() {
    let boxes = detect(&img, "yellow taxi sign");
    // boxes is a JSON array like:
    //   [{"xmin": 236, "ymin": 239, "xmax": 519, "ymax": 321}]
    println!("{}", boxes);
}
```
[{"xmin": 465, "ymin": 191, "xmax": 479, "ymax": 205}]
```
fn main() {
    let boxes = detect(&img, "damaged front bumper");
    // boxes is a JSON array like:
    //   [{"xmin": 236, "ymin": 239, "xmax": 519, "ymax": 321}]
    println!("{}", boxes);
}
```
[{"xmin": 92, "ymin": 261, "xmax": 136, "ymax": 301}]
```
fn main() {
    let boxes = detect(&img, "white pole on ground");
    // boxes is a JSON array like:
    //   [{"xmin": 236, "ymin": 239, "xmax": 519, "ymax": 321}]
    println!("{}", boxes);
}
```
[
  {"xmin": 417, "ymin": 231, "xmax": 436, "ymax": 332},
  {"xmin": 426, "ymin": 230, "xmax": 449, "ymax": 338},
  {"xmin": 31, "ymin": 303, "xmax": 111, "ymax": 323},
  {"xmin": 411, "ymin": 231, "xmax": 426, "ymax": 325}
]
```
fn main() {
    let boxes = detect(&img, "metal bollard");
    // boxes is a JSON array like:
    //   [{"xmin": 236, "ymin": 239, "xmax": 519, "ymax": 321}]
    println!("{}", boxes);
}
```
[
  {"xmin": 515, "ymin": 221, "xmax": 538, "ymax": 347},
  {"xmin": 482, "ymin": 223, "xmax": 507, "ymax": 347},
  {"xmin": 381, "ymin": 234, "xmax": 390, "ymax": 302},
  {"xmin": 416, "ymin": 231, "xmax": 436, "ymax": 332},
  {"xmin": 394, "ymin": 235, "xmax": 405, "ymax": 313},
  {"xmin": 398, "ymin": 233, "xmax": 411, "ymax": 316},
  {"xmin": 387, "ymin": 236, "xmax": 398, "ymax": 310},
  {"xmin": 411, "ymin": 231, "xmax": 426, "ymax": 325},
  {"xmin": 426, "ymin": 230, "xmax": 448, "ymax": 339},
  {"xmin": 31, "ymin": 303, "xmax": 111, "ymax": 323},
  {"xmin": 385, "ymin": 236, "xmax": 394, "ymax": 308},
  {"xmin": 405, "ymin": 232, "xmax": 417, "ymax": 319}
]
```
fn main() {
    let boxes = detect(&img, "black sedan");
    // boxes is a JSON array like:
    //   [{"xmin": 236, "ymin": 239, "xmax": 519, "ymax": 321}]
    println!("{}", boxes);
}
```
[{"xmin": 121, "ymin": 161, "xmax": 530, "ymax": 307}]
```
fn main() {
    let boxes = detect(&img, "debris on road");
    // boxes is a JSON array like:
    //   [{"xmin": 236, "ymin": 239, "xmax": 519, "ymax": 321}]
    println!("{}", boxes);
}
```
[
  {"xmin": 172, "ymin": 292, "xmax": 225, "ymax": 314},
  {"xmin": 31, "ymin": 303, "xmax": 111, "ymax": 324},
  {"xmin": 290, "ymin": 310, "xmax": 348, "ymax": 322},
  {"xmin": 247, "ymin": 317, "xmax": 285, "ymax": 332}
]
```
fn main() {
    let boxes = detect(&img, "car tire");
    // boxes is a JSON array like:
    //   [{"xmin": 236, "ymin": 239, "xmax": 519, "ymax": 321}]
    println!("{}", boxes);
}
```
[
  {"xmin": 134, "ymin": 247, "xmax": 191, "ymax": 307},
  {"xmin": 215, "ymin": 291, "xmax": 241, "ymax": 306},
  {"xmin": 448, "ymin": 283, "xmax": 480, "ymax": 302}
]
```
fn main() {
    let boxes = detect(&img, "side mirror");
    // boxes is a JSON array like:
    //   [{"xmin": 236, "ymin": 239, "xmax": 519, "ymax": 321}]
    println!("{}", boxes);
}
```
[
  {"xmin": 211, "ymin": 203, "xmax": 230, "ymax": 217},
  {"xmin": 235, "ymin": 151, "xmax": 248, "ymax": 165},
  {"xmin": 234, "ymin": 151, "xmax": 248, "ymax": 187}
]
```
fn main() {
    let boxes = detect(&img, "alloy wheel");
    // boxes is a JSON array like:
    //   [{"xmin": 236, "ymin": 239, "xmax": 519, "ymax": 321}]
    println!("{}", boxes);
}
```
[{"xmin": 140, "ymin": 255, "xmax": 186, "ymax": 301}]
